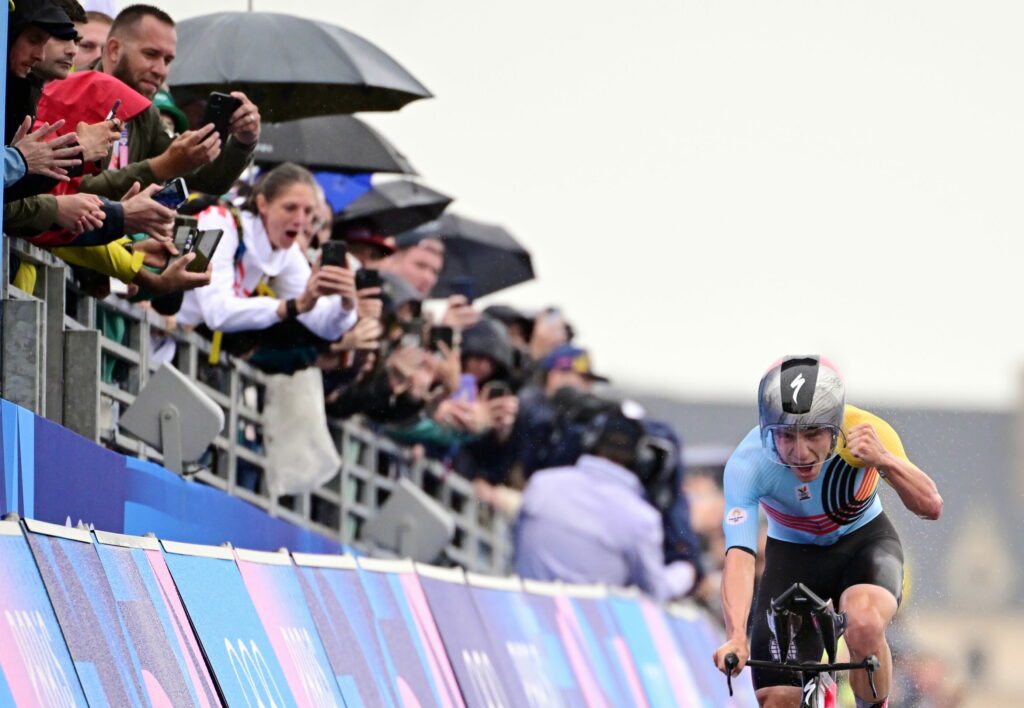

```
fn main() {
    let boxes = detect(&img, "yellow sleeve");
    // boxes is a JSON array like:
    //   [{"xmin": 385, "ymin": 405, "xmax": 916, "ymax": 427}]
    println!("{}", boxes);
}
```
[
  {"xmin": 51, "ymin": 239, "xmax": 147, "ymax": 284},
  {"xmin": 837, "ymin": 404, "xmax": 909, "ymax": 467}
]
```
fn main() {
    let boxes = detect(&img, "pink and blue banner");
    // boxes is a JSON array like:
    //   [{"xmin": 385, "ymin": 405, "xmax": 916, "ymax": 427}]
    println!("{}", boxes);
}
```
[
  {"xmin": 24, "ymin": 522, "xmax": 153, "ymax": 706},
  {"xmin": 91, "ymin": 532, "xmax": 222, "ymax": 708},
  {"xmin": 415, "ymin": 569, "xmax": 529, "ymax": 708},
  {"xmin": 161, "ymin": 541, "xmax": 296, "ymax": 708},
  {"xmin": 0, "ymin": 521, "xmax": 86, "ymax": 708},
  {"xmin": 293, "ymin": 556, "xmax": 398, "ymax": 707},
  {"xmin": 355, "ymin": 559, "xmax": 465, "ymax": 708},
  {"xmin": 234, "ymin": 549, "xmax": 346, "ymax": 707}
]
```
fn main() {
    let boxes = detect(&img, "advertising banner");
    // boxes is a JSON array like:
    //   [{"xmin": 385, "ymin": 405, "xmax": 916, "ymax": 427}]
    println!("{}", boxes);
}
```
[
  {"xmin": 606, "ymin": 593, "xmax": 702, "ymax": 706},
  {"xmin": 355, "ymin": 559, "xmax": 465, "ymax": 708},
  {"xmin": 24, "ymin": 521, "xmax": 150, "ymax": 706},
  {"xmin": 161, "ymin": 541, "xmax": 295, "ymax": 708},
  {"xmin": 0, "ymin": 400, "xmax": 340, "ymax": 554},
  {"xmin": 566, "ymin": 594, "xmax": 650, "ymax": 706},
  {"xmin": 234, "ymin": 549, "xmax": 346, "ymax": 707},
  {"xmin": 665, "ymin": 606, "xmax": 757, "ymax": 706},
  {"xmin": 465, "ymin": 576, "xmax": 587, "ymax": 706},
  {"xmin": 92, "ymin": 531, "xmax": 222, "ymax": 707},
  {"xmin": 415, "ymin": 568, "xmax": 528, "ymax": 708},
  {"xmin": 293, "ymin": 555, "xmax": 397, "ymax": 707},
  {"xmin": 0, "ymin": 521, "xmax": 87, "ymax": 707}
]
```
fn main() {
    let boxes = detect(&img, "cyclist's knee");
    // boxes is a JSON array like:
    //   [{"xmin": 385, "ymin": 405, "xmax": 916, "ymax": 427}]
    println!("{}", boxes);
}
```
[
  {"xmin": 756, "ymin": 686, "xmax": 801, "ymax": 708},
  {"xmin": 845, "ymin": 608, "xmax": 887, "ymax": 652}
]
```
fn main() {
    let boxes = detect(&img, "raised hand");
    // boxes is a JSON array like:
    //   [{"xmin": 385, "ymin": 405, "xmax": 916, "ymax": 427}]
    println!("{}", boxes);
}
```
[{"xmin": 11, "ymin": 117, "xmax": 81, "ymax": 181}]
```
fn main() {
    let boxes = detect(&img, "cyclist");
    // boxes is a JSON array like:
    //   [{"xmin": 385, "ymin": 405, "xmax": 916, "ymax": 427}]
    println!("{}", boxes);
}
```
[{"xmin": 712, "ymin": 355, "xmax": 943, "ymax": 708}]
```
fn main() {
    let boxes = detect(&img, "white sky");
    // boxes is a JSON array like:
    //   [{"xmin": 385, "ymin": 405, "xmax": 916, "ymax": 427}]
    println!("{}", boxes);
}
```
[{"xmin": 158, "ymin": 0, "xmax": 1024, "ymax": 409}]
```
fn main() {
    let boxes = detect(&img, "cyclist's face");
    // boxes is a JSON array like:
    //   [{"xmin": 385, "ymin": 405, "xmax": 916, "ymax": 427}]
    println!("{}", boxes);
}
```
[{"xmin": 772, "ymin": 427, "xmax": 834, "ymax": 479}]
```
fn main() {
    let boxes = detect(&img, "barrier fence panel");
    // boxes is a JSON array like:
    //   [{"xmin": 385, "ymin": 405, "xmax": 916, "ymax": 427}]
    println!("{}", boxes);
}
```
[
  {"xmin": 463, "ymin": 573, "xmax": 586, "ymax": 706},
  {"xmin": 233, "ymin": 548, "xmax": 346, "ymax": 707},
  {"xmin": 414, "ymin": 565, "xmax": 527, "ymax": 708},
  {"xmin": 23, "ymin": 519, "xmax": 152, "ymax": 706},
  {"xmin": 90, "ymin": 530, "xmax": 223, "ymax": 708},
  {"xmin": 159, "ymin": 539, "xmax": 296, "ymax": 708},
  {"xmin": 0, "ymin": 519, "xmax": 87, "ymax": 708},
  {"xmin": 354, "ymin": 558, "xmax": 465, "ymax": 708}
]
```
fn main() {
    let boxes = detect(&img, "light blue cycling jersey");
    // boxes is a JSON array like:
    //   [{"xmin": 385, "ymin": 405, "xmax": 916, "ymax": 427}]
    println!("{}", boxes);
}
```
[{"xmin": 722, "ymin": 405, "xmax": 903, "ymax": 551}]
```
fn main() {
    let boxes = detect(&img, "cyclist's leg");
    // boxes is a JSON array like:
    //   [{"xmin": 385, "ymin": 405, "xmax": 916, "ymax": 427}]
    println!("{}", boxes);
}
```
[
  {"xmin": 838, "ymin": 514, "xmax": 903, "ymax": 706},
  {"xmin": 751, "ymin": 538, "xmax": 837, "ymax": 707}
]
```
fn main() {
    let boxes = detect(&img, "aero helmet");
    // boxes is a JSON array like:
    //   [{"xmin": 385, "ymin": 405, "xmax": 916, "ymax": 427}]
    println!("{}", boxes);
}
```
[{"xmin": 758, "ymin": 355, "xmax": 846, "ymax": 466}]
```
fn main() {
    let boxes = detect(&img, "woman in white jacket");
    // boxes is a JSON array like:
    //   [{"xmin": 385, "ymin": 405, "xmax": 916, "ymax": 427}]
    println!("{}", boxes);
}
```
[{"xmin": 178, "ymin": 163, "xmax": 357, "ymax": 357}]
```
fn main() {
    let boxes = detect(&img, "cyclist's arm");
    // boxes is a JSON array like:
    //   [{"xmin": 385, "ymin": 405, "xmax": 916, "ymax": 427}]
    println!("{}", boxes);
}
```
[
  {"xmin": 848, "ymin": 421, "xmax": 943, "ymax": 520},
  {"xmin": 720, "ymin": 547, "xmax": 756, "ymax": 650}
]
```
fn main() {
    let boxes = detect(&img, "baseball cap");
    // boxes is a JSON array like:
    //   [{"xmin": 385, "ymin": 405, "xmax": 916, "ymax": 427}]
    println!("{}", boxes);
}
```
[
  {"xmin": 541, "ymin": 345, "xmax": 610, "ymax": 383},
  {"xmin": 19, "ymin": 0, "xmax": 78, "ymax": 40},
  {"xmin": 335, "ymin": 224, "xmax": 396, "ymax": 256}
]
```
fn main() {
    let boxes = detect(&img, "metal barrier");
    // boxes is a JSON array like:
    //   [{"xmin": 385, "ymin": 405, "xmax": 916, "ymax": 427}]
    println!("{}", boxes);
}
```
[{"xmin": 0, "ymin": 237, "xmax": 511, "ymax": 574}]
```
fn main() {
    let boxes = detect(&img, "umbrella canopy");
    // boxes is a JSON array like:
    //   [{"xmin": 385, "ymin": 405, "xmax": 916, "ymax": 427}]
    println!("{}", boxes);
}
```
[
  {"xmin": 335, "ymin": 180, "xmax": 453, "ymax": 236},
  {"xmin": 254, "ymin": 115, "xmax": 416, "ymax": 174},
  {"xmin": 428, "ymin": 214, "xmax": 535, "ymax": 299},
  {"xmin": 168, "ymin": 12, "xmax": 432, "ymax": 122}
]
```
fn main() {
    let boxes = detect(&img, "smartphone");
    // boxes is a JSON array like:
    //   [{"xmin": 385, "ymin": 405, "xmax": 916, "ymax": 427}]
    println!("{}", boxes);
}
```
[
  {"xmin": 153, "ymin": 178, "xmax": 188, "ymax": 209},
  {"xmin": 355, "ymin": 268, "xmax": 383, "ymax": 291},
  {"xmin": 452, "ymin": 373, "xmax": 478, "ymax": 403},
  {"xmin": 428, "ymin": 325, "xmax": 454, "ymax": 353},
  {"xmin": 483, "ymin": 380, "xmax": 512, "ymax": 400},
  {"xmin": 65, "ymin": 142, "xmax": 85, "ymax": 178},
  {"xmin": 172, "ymin": 223, "xmax": 196, "ymax": 253},
  {"xmin": 202, "ymin": 92, "xmax": 242, "ymax": 146},
  {"xmin": 187, "ymin": 229, "xmax": 223, "ymax": 273},
  {"xmin": 450, "ymin": 276, "xmax": 477, "ymax": 304},
  {"xmin": 320, "ymin": 241, "xmax": 348, "ymax": 268}
]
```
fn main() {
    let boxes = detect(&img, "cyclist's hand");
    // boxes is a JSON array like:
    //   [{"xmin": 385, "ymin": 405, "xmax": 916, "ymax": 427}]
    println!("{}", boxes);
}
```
[
  {"xmin": 846, "ymin": 423, "xmax": 893, "ymax": 468},
  {"xmin": 713, "ymin": 639, "xmax": 749, "ymax": 676}
]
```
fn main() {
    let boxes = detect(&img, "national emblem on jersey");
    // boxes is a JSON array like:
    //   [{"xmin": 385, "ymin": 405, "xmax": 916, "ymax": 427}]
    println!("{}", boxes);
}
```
[{"xmin": 795, "ymin": 484, "xmax": 812, "ymax": 502}]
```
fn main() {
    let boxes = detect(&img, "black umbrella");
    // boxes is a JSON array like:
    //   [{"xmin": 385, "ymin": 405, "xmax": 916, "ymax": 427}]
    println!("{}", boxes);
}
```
[
  {"xmin": 428, "ymin": 214, "xmax": 535, "ymax": 298},
  {"xmin": 168, "ymin": 12, "xmax": 432, "ymax": 122},
  {"xmin": 253, "ymin": 115, "xmax": 416, "ymax": 175},
  {"xmin": 334, "ymin": 180, "xmax": 453, "ymax": 236}
]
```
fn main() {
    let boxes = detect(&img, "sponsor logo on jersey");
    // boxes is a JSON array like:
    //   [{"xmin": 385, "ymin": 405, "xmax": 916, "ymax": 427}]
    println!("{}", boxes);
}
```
[
  {"xmin": 795, "ymin": 484, "xmax": 812, "ymax": 502},
  {"xmin": 726, "ymin": 507, "xmax": 748, "ymax": 525}
]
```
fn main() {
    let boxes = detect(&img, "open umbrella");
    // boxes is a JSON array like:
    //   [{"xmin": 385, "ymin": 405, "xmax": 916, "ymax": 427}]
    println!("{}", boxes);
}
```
[
  {"xmin": 168, "ymin": 12, "xmax": 432, "ymax": 122},
  {"xmin": 428, "ymin": 214, "xmax": 535, "ymax": 298},
  {"xmin": 254, "ymin": 115, "xmax": 416, "ymax": 174},
  {"xmin": 334, "ymin": 180, "xmax": 453, "ymax": 236}
]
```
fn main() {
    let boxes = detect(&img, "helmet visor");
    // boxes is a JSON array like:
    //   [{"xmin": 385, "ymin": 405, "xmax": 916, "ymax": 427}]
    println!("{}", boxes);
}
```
[{"xmin": 760, "ymin": 425, "xmax": 843, "ymax": 468}]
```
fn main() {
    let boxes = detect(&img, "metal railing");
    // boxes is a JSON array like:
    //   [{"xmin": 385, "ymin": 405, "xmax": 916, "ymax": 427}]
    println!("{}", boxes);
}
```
[{"xmin": 0, "ymin": 237, "xmax": 511, "ymax": 574}]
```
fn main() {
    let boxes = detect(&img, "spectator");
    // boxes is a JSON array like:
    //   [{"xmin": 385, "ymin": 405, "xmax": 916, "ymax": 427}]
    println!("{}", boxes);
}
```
[
  {"xmin": 73, "ymin": 10, "xmax": 112, "ymax": 70},
  {"xmin": 515, "ymin": 402, "xmax": 697, "ymax": 600},
  {"xmin": 381, "ymin": 235, "xmax": 444, "ymax": 298},
  {"xmin": 177, "ymin": 162, "xmax": 358, "ymax": 363},
  {"xmin": 78, "ymin": 3, "xmax": 259, "ymax": 200}
]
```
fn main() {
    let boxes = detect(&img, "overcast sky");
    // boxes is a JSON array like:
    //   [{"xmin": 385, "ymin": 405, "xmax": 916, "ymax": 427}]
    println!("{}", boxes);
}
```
[{"xmin": 160, "ymin": 0, "xmax": 1024, "ymax": 409}]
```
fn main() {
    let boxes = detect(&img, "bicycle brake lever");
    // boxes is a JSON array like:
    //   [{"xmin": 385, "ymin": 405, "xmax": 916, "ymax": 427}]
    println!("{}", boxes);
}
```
[{"xmin": 864, "ymin": 656, "xmax": 880, "ymax": 699}]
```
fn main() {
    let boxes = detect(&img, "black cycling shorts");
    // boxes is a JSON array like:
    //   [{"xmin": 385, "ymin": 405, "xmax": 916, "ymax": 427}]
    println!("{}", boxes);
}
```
[{"xmin": 748, "ymin": 511, "xmax": 904, "ymax": 690}]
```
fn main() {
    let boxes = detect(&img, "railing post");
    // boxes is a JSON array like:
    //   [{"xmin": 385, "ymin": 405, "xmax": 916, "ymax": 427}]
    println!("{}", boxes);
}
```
[
  {"xmin": 1, "ymin": 299, "xmax": 45, "ymax": 414},
  {"xmin": 63, "ymin": 329, "xmax": 102, "ymax": 441},
  {"xmin": 42, "ymin": 264, "xmax": 66, "ymax": 423}
]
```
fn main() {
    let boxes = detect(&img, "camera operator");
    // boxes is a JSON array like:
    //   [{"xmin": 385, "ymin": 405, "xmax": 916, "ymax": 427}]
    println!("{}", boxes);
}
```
[{"xmin": 514, "ymin": 400, "xmax": 698, "ymax": 601}]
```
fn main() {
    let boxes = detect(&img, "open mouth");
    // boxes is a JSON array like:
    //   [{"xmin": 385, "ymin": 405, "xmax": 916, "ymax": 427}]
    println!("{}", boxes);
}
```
[{"xmin": 284, "ymin": 229, "xmax": 299, "ymax": 240}]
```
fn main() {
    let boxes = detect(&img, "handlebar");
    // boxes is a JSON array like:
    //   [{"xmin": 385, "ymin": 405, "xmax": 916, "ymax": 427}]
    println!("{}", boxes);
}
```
[{"xmin": 721, "ymin": 652, "xmax": 879, "ymax": 698}]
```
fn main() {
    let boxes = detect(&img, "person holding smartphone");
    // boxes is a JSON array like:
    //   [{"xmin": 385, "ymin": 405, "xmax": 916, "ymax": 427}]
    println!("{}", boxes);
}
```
[{"xmin": 176, "ymin": 163, "xmax": 358, "ymax": 363}]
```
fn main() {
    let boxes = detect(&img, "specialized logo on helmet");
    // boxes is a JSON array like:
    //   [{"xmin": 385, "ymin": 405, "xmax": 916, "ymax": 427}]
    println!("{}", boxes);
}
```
[{"xmin": 790, "ymin": 373, "xmax": 805, "ymax": 407}]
